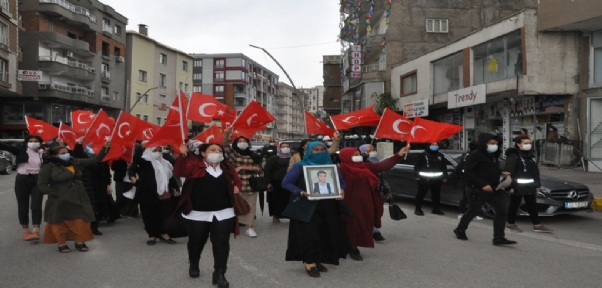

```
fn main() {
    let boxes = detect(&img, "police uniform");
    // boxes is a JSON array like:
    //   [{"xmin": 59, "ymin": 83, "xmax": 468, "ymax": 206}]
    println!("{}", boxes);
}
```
[{"xmin": 413, "ymin": 150, "xmax": 448, "ymax": 215}]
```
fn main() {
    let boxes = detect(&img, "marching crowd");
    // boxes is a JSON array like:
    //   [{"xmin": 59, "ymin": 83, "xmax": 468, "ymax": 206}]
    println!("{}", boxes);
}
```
[{"xmin": 1, "ymin": 128, "xmax": 552, "ymax": 287}]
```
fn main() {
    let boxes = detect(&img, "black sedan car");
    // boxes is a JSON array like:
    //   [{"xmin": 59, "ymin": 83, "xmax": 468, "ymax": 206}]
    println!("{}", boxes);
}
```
[
  {"xmin": 381, "ymin": 150, "xmax": 594, "ymax": 217},
  {"xmin": 0, "ymin": 151, "xmax": 12, "ymax": 174}
]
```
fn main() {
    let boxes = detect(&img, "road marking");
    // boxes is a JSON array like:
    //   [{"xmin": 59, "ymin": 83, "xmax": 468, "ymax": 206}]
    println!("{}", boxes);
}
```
[{"xmin": 0, "ymin": 188, "xmax": 14, "ymax": 195}]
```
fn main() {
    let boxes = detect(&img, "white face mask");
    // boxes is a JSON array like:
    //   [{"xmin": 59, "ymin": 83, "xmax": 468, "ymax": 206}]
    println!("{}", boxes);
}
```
[
  {"xmin": 487, "ymin": 144, "xmax": 498, "ymax": 153},
  {"xmin": 205, "ymin": 153, "xmax": 224, "ymax": 163},
  {"xmin": 85, "ymin": 146, "xmax": 95, "ymax": 155},
  {"xmin": 237, "ymin": 142, "xmax": 249, "ymax": 150},
  {"xmin": 151, "ymin": 152, "xmax": 162, "ymax": 159},
  {"xmin": 281, "ymin": 148, "xmax": 291, "ymax": 154},
  {"xmin": 521, "ymin": 144, "xmax": 532, "ymax": 151},
  {"xmin": 351, "ymin": 156, "xmax": 364, "ymax": 162},
  {"xmin": 368, "ymin": 151, "xmax": 378, "ymax": 158},
  {"xmin": 326, "ymin": 141, "xmax": 333, "ymax": 146},
  {"xmin": 27, "ymin": 142, "xmax": 40, "ymax": 150}
]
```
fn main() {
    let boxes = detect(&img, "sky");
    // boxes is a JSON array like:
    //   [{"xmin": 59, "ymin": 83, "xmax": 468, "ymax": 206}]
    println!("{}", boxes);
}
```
[{"xmin": 100, "ymin": 0, "xmax": 342, "ymax": 88}]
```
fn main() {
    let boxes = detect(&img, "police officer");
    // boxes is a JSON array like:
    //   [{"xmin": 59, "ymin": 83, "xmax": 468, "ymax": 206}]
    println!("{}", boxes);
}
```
[
  {"xmin": 258, "ymin": 140, "xmax": 278, "ymax": 165},
  {"xmin": 413, "ymin": 142, "xmax": 448, "ymax": 216},
  {"xmin": 456, "ymin": 141, "xmax": 483, "ymax": 220}
]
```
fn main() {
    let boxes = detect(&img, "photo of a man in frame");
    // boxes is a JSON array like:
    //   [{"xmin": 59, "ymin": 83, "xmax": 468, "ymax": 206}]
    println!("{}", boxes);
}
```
[{"xmin": 312, "ymin": 170, "xmax": 334, "ymax": 195}]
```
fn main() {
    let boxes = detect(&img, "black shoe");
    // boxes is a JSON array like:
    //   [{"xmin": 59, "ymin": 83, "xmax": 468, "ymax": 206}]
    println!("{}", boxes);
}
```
[
  {"xmin": 349, "ymin": 248, "xmax": 363, "ymax": 261},
  {"xmin": 453, "ymin": 228, "xmax": 468, "ymax": 240},
  {"xmin": 146, "ymin": 238, "xmax": 156, "ymax": 246},
  {"xmin": 316, "ymin": 263, "xmax": 328, "ymax": 273},
  {"xmin": 493, "ymin": 238, "xmax": 517, "ymax": 246},
  {"xmin": 91, "ymin": 229, "xmax": 103, "ymax": 236},
  {"xmin": 158, "ymin": 236, "xmax": 176, "ymax": 245},
  {"xmin": 431, "ymin": 210, "xmax": 445, "ymax": 215},
  {"xmin": 305, "ymin": 267, "xmax": 320, "ymax": 278},
  {"xmin": 373, "ymin": 232, "xmax": 386, "ymax": 241},
  {"xmin": 414, "ymin": 209, "xmax": 424, "ymax": 216},
  {"xmin": 189, "ymin": 261, "xmax": 200, "ymax": 278},
  {"xmin": 212, "ymin": 269, "xmax": 230, "ymax": 287}
]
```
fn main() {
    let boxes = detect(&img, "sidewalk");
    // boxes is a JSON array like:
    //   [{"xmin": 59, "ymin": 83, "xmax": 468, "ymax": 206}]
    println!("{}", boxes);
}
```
[{"xmin": 539, "ymin": 166, "xmax": 602, "ymax": 212}]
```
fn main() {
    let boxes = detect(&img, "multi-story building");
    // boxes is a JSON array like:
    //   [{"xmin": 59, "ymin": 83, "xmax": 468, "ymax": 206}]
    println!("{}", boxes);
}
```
[
  {"xmin": 190, "ymin": 53, "xmax": 279, "ymax": 136},
  {"xmin": 322, "ymin": 55, "xmax": 342, "ymax": 115},
  {"xmin": 0, "ymin": 0, "xmax": 21, "ymax": 105},
  {"xmin": 275, "ymin": 82, "xmax": 304, "ymax": 139},
  {"xmin": 339, "ymin": 0, "xmax": 536, "ymax": 113},
  {"xmin": 315, "ymin": 85, "xmax": 325, "ymax": 112},
  {"xmin": 298, "ymin": 87, "xmax": 319, "ymax": 113},
  {"xmin": 126, "ymin": 25, "xmax": 193, "ymax": 126},
  {"xmin": 5, "ymin": 0, "xmax": 127, "ymax": 138}
]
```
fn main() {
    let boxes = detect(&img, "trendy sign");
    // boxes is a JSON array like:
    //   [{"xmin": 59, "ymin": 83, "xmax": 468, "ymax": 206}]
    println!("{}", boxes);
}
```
[
  {"xmin": 447, "ymin": 84, "xmax": 486, "ymax": 109},
  {"xmin": 403, "ymin": 99, "xmax": 429, "ymax": 118}
]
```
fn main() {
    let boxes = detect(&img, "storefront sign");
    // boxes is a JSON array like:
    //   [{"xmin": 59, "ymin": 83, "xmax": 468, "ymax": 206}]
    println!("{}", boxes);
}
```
[
  {"xmin": 447, "ymin": 84, "xmax": 486, "ymax": 109},
  {"xmin": 403, "ymin": 99, "xmax": 429, "ymax": 118},
  {"xmin": 18, "ymin": 70, "xmax": 42, "ymax": 81},
  {"xmin": 350, "ymin": 45, "xmax": 361, "ymax": 79}
]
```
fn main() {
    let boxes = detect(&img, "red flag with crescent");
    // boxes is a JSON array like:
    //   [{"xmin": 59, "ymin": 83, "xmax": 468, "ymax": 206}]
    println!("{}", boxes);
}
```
[
  {"xmin": 82, "ymin": 109, "xmax": 113, "ymax": 154},
  {"xmin": 25, "ymin": 116, "xmax": 59, "ymax": 142},
  {"xmin": 373, "ymin": 108, "xmax": 413, "ymax": 141},
  {"xmin": 71, "ymin": 110, "xmax": 96, "ymax": 136},
  {"xmin": 330, "ymin": 106, "xmax": 381, "ymax": 130},
  {"xmin": 304, "ymin": 111, "xmax": 335, "ymax": 137},
  {"xmin": 58, "ymin": 122, "xmax": 79, "ymax": 149},
  {"xmin": 193, "ymin": 124, "xmax": 223, "ymax": 144},
  {"xmin": 187, "ymin": 93, "xmax": 234, "ymax": 122},
  {"xmin": 103, "ymin": 111, "xmax": 140, "ymax": 162}
]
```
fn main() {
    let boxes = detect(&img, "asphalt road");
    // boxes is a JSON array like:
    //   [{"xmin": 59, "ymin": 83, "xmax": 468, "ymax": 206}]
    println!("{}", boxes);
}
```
[{"xmin": 1, "ymin": 171, "xmax": 601, "ymax": 288}]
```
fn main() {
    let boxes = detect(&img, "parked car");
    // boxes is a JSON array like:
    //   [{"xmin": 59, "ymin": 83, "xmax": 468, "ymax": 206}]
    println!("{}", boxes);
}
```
[
  {"xmin": 0, "ymin": 139, "xmax": 22, "ymax": 168},
  {"xmin": 381, "ymin": 150, "xmax": 594, "ymax": 217},
  {"xmin": 250, "ymin": 141, "xmax": 268, "ymax": 153},
  {"xmin": 0, "ymin": 151, "xmax": 12, "ymax": 174}
]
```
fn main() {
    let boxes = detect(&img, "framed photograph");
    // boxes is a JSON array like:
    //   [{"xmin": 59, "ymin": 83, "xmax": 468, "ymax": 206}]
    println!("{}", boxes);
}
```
[{"xmin": 302, "ymin": 165, "xmax": 342, "ymax": 200}]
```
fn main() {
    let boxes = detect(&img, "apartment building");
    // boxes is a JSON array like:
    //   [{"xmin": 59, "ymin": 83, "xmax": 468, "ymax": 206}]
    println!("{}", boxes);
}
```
[
  {"xmin": 275, "ymin": 82, "xmax": 304, "ymax": 139},
  {"xmin": 3, "ymin": 0, "xmax": 127, "ymax": 138},
  {"xmin": 0, "ymin": 0, "xmax": 21, "ymax": 101},
  {"xmin": 322, "ymin": 55, "xmax": 342, "ymax": 115},
  {"xmin": 298, "ymin": 86, "xmax": 319, "ymax": 113},
  {"xmin": 190, "ymin": 53, "xmax": 279, "ymax": 136},
  {"xmin": 126, "ymin": 25, "xmax": 193, "ymax": 125}
]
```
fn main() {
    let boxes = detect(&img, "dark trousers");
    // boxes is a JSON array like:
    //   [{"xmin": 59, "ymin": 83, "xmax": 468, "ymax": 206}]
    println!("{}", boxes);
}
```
[
  {"xmin": 415, "ymin": 179, "xmax": 442, "ymax": 211},
  {"xmin": 114, "ymin": 182, "xmax": 138, "ymax": 217},
  {"xmin": 140, "ymin": 196, "xmax": 173, "ymax": 238},
  {"xmin": 507, "ymin": 194, "xmax": 540, "ymax": 225},
  {"xmin": 15, "ymin": 174, "xmax": 43, "ymax": 226},
  {"xmin": 458, "ymin": 186, "xmax": 469, "ymax": 214},
  {"xmin": 457, "ymin": 189, "xmax": 508, "ymax": 240},
  {"xmin": 184, "ymin": 217, "xmax": 235, "ymax": 270}
]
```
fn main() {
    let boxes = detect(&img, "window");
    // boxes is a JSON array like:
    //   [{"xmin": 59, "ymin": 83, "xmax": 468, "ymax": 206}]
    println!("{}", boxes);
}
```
[
  {"xmin": 113, "ymin": 92, "xmax": 119, "ymax": 101},
  {"xmin": 215, "ymin": 59, "xmax": 225, "ymax": 68},
  {"xmin": 114, "ymin": 47, "xmax": 121, "ymax": 57},
  {"xmin": 135, "ymin": 114, "xmax": 141, "ymax": 119},
  {"xmin": 114, "ymin": 25, "xmax": 122, "ymax": 35},
  {"xmin": 102, "ymin": 19, "xmax": 111, "ymax": 34},
  {"xmin": 0, "ymin": 58, "xmax": 7, "ymax": 82},
  {"xmin": 139, "ymin": 70, "xmax": 147, "ymax": 82},
  {"xmin": 592, "ymin": 30, "xmax": 602, "ymax": 85},
  {"xmin": 159, "ymin": 53, "xmax": 167, "ymax": 65},
  {"xmin": 182, "ymin": 61, "xmax": 188, "ymax": 71},
  {"xmin": 101, "ymin": 63, "xmax": 109, "ymax": 72},
  {"xmin": 193, "ymin": 73, "xmax": 202, "ymax": 80},
  {"xmin": 215, "ymin": 85, "xmax": 224, "ymax": 94},
  {"xmin": 102, "ymin": 41, "xmax": 110, "ymax": 57},
  {"xmin": 143, "ymin": 115, "xmax": 149, "ymax": 122},
  {"xmin": 194, "ymin": 60, "xmax": 202, "ymax": 67},
  {"xmin": 159, "ymin": 73, "xmax": 166, "ymax": 86},
  {"xmin": 137, "ymin": 92, "xmax": 148, "ymax": 104},
  {"xmin": 426, "ymin": 19, "xmax": 448, "ymax": 33},
  {"xmin": 179, "ymin": 82, "xmax": 183, "ymax": 90},
  {"xmin": 215, "ymin": 72, "xmax": 224, "ymax": 80},
  {"xmin": 401, "ymin": 72, "xmax": 417, "ymax": 96},
  {"xmin": 241, "ymin": 72, "xmax": 247, "ymax": 81},
  {"xmin": 185, "ymin": 84, "xmax": 189, "ymax": 92},
  {"xmin": 101, "ymin": 87, "xmax": 109, "ymax": 96},
  {"xmin": 157, "ymin": 117, "xmax": 162, "ymax": 125},
  {"xmin": 0, "ymin": 23, "xmax": 8, "ymax": 46},
  {"xmin": 158, "ymin": 94, "xmax": 166, "ymax": 99},
  {"xmin": 193, "ymin": 86, "xmax": 202, "ymax": 92},
  {"xmin": 473, "ymin": 30, "xmax": 522, "ymax": 85},
  {"xmin": 433, "ymin": 52, "xmax": 463, "ymax": 95}
]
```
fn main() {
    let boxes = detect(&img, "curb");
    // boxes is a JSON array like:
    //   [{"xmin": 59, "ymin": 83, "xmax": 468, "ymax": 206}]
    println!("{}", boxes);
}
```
[{"xmin": 593, "ymin": 197, "xmax": 602, "ymax": 212}]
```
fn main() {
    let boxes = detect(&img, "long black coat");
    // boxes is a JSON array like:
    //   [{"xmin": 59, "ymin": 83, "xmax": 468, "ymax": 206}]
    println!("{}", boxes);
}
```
[{"xmin": 127, "ymin": 147, "xmax": 178, "ymax": 203}]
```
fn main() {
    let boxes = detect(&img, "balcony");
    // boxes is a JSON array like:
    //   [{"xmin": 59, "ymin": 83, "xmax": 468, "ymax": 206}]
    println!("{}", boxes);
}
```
[
  {"xmin": 101, "ymin": 71, "xmax": 110, "ymax": 83},
  {"xmin": 38, "ymin": 81, "xmax": 95, "ymax": 100},
  {"xmin": 38, "ymin": 0, "xmax": 97, "ymax": 23},
  {"xmin": 0, "ymin": 34, "xmax": 8, "ymax": 51},
  {"xmin": 38, "ymin": 55, "xmax": 96, "ymax": 80},
  {"xmin": 0, "ymin": 0, "xmax": 9, "ymax": 17},
  {"xmin": 101, "ymin": 94, "xmax": 111, "ymax": 103},
  {"xmin": 0, "ymin": 70, "xmax": 10, "ymax": 88},
  {"xmin": 234, "ymin": 92, "xmax": 247, "ymax": 99},
  {"xmin": 102, "ymin": 24, "xmax": 112, "ymax": 35},
  {"xmin": 361, "ymin": 62, "xmax": 387, "ymax": 82},
  {"xmin": 37, "ymin": 32, "xmax": 92, "ymax": 56}
]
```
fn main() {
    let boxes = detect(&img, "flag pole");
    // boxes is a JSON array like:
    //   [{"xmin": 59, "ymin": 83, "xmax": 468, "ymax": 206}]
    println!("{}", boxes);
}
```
[{"xmin": 178, "ymin": 92, "xmax": 186, "ymax": 143}]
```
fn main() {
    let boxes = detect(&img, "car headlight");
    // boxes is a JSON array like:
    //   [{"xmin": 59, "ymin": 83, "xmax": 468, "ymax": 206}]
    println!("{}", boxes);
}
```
[{"xmin": 537, "ymin": 186, "xmax": 551, "ymax": 198}]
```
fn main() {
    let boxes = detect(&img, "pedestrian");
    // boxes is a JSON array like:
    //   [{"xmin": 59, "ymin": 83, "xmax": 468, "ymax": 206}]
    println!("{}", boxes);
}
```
[
  {"xmin": 456, "ymin": 141, "xmax": 483, "ymax": 220},
  {"xmin": 37, "ymin": 143, "xmax": 109, "ymax": 253},
  {"xmin": 222, "ymin": 127, "xmax": 262, "ymax": 238},
  {"xmin": 338, "ymin": 146, "xmax": 408, "ymax": 261},
  {"xmin": 359, "ymin": 144, "xmax": 379, "ymax": 163},
  {"xmin": 264, "ymin": 142, "xmax": 292, "ymax": 223},
  {"xmin": 0, "ymin": 135, "xmax": 45, "ymax": 241},
  {"xmin": 358, "ymin": 143, "xmax": 389, "ymax": 241},
  {"xmin": 173, "ymin": 143, "xmax": 241, "ymax": 287},
  {"xmin": 288, "ymin": 139, "xmax": 311, "ymax": 169},
  {"xmin": 288, "ymin": 132, "xmax": 341, "ymax": 169},
  {"xmin": 258, "ymin": 139, "xmax": 278, "ymax": 163},
  {"xmin": 504, "ymin": 136, "xmax": 553, "ymax": 233},
  {"xmin": 281, "ymin": 141, "xmax": 351, "ymax": 278},
  {"xmin": 454, "ymin": 133, "xmax": 517, "ymax": 245},
  {"xmin": 112, "ymin": 159, "xmax": 138, "ymax": 218},
  {"xmin": 413, "ymin": 142, "xmax": 448, "ymax": 216},
  {"xmin": 128, "ymin": 145, "xmax": 179, "ymax": 246}
]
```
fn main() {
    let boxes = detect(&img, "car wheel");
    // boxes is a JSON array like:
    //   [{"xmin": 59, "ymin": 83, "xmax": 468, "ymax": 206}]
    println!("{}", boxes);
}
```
[
  {"xmin": 480, "ymin": 202, "xmax": 496, "ymax": 219},
  {"xmin": 0, "ymin": 162, "xmax": 10, "ymax": 175}
]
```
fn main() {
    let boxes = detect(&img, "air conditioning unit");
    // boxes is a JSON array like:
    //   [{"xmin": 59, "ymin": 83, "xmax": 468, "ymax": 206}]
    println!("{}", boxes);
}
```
[
  {"xmin": 116, "ymin": 56, "xmax": 124, "ymax": 62},
  {"xmin": 65, "ymin": 51, "xmax": 74, "ymax": 58}
]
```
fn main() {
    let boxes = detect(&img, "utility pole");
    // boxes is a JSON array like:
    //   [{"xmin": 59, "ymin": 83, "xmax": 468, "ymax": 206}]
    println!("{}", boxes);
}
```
[{"xmin": 129, "ymin": 86, "xmax": 160, "ymax": 113}]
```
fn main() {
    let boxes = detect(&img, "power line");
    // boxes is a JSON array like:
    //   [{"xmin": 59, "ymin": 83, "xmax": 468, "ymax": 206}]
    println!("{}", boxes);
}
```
[{"xmin": 266, "ymin": 42, "xmax": 336, "ymax": 50}]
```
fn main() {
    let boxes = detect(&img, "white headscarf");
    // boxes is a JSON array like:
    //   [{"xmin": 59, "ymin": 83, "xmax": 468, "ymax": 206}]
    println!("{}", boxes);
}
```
[{"xmin": 142, "ymin": 148, "xmax": 173, "ymax": 195}]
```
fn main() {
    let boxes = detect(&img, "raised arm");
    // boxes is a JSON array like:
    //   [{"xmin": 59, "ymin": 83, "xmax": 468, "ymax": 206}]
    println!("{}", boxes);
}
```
[
  {"xmin": 0, "ymin": 142, "xmax": 21, "ymax": 154},
  {"xmin": 366, "ymin": 154, "xmax": 402, "ymax": 174},
  {"xmin": 328, "ymin": 131, "xmax": 341, "ymax": 155},
  {"xmin": 73, "ymin": 146, "xmax": 108, "ymax": 168}
]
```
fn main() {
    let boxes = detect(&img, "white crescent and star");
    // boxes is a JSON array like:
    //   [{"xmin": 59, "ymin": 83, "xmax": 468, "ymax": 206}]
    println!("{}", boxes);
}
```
[
  {"xmin": 117, "ymin": 123, "xmax": 131, "ymax": 138},
  {"xmin": 142, "ymin": 128, "xmax": 154, "ymax": 140},
  {"xmin": 96, "ymin": 123, "xmax": 111, "ymax": 137},
  {"xmin": 342, "ymin": 116, "xmax": 357, "ymax": 123},
  {"xmin": 411, "ymin": 125, "xmax": 426, "ymax": 138},
  {"xmin": 61, "ymin": 130, "xmax": 77, "ymax": 137},
  {"xmin": 392, "ymin": 119, "xmax": 412, "ymax": 134},
  {"xmin": 77, "ymin": 114, "xmax": 89, "ymax": 125},
  {"xmin": 205, "ymin": 135, "xmax": 215, "ymax": 143},
  {"xmin": 246, "ymin": 114, "xmax": 258, "ymax": 126},
  {"xmin": 199, "ymin": 103, "xmax": 216, "ymax": 118}
]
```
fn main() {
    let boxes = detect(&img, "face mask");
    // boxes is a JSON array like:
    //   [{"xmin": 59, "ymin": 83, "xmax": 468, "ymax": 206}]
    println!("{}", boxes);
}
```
[
  {"xmin": 326, "ymin": 141, "xmax": 333, "ymax": 147},
  {"xmin": 307, "ymin": 151, "xmax": 331, "ymax": 164},
  {"xmin": 205, "ymin": 153, "xmax": 224, "ymax": 163},
  {"xmin": 368, "ymin": 151, "xmax": 378, "ymax": 158},
  {"xmin": 151, "ymin": 152, "xmax": 162, "ymax": 159},
  {"xmin": 59, "ymin": 153, "xmax": 71, "ymax": 162},
  {"xmin": 281, "ymin": 148, "xmax": 291, "ymax": 154},
  {"xmin": 352, "ymin": 156, "xmax": 364, "ymax": 162},
  {"xmin": 237, "ymin": 142, "xmax": 249, "ymax": 150},
  {"xmin": 521, "ymin": 144, "xmax": 532, "ymax": 151},
  {"xmin": 85, "ymin": 146, "xmax": 95, "ymax": 155},
  {"xmin": 429, "ymin": 146, "xmax": 439, "ymax": 152},
  {"xmin": 487, "ymin": 144, "xmax": 498, "ymax": 153},
  {"xmin": 27, "ymin": 142, "xmax": 40, "ymax": 150}
]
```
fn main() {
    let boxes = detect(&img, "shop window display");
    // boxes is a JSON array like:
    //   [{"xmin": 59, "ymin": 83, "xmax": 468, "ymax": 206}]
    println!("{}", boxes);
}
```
[{"xmin": 473, "ymin": 30, "xmax": 522, "ymax": 85}]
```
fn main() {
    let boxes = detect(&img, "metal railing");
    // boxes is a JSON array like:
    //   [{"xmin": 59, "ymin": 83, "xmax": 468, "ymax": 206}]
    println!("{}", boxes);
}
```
[
  {"xmin": 0, "ymin": 70, "xmax": 8, "ymax": 82},
  {"xmin": 102, "ymin": 24, "xmax": 112, "ymax": 34},
  {"xmin": 361, "ymin": 63, "xmax": 386, "ymax": 73},
  {"xmin": 0, "ymin": 0, "xmax": 9, "ymax": 11},
  {"xmin": 38, "ymin": 81, "xmax": 95, "ymax": 98},
  {"xmin": 101, "ymin": 94, "xmax": 111, "ymax": 102},
  {"xmin": 39, "ymin": 0, "xmax": 97, "ymax": 23},
  {"xmin": 540, "ymin": 140, "xmax": 583, "ymax": 167},
  {"xmin": 38, "ymin": 55, "xmax": 94, "ymax": 73},
  {"xmin": 0, "ymin": 34, "xmax": 8, "ymax": 46},
  {"xmin": 101, "ymin": 70, "xmax": 110, "ymax": 80}
]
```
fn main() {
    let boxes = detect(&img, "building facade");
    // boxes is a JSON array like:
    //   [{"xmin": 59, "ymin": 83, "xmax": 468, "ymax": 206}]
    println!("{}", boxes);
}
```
[
  {"xmin": 190, "ymin": 53, "xmax": 279, "ymax": 137},
  {"xmin": 275, "ymin": 82, "xmax": 304, "ymax": 139},
  {"xmin": 322, "ymin": 55, "xmax": 342, "ymax": 115},
  {"xmin": 126, "ymin": 25, "xmax": 193, "ymax": 126},
  {"xmin": 298, "ymin": 86, "xmax": 319, "ymax": 113},
  {"xmin": 0, "ymin": 0, "xmax": 21, "ymax": 101},
  {"xmin": 3, "ymin": 0, "xmax": 127, "ymax": 138}
]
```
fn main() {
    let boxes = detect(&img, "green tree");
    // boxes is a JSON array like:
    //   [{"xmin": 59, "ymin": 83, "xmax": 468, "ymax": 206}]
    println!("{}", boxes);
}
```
[{"xmin": 372, "ymin": 92, "xmax": 398, "ymax": 114}]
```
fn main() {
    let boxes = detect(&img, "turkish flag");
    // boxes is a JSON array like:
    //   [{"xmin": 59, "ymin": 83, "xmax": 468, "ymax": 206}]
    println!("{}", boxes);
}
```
[
  {"xmin": 103, "ymin": 112, "xmax": 140, "ymax": 162},
  {"xmin": 193, "ymin": 124, "xmax": 223, "ymax": 144},
  {"xmin": 71, "ymin": 110, "xmax": 96, "ymax": 136},
  {"xmin": 134, "ymin": 120, "xmax": 160, "ymax": 141},
  {"xmin": 412, "ymin": 117, "xmax": 463, "ymax": 143},
  {"xmin": 146, "ymin": 91, "xmax": 189, "ymax": 150},
  {"xmin": 25, "ymin": 116, "xmax": 59, "ymax": 142},
  {"xmin": 231, "ymin": 100, "xmax": 276, "ymax": 130},
  {"xmin": 231, "ymin": 125, "xmax": 266, "ymax": 140},
  {"xmin": 373, "ymin": 108, "xmax": 413, "ymax": 141},
  {"xmin": 58, "ymin": 122, "xmax": 79, "ymax": 149},
  {"xmin": 82, "ymin": 109, "xmax": 113, "ymax": 154},
  {"xmin": 304, "ymin": 111, "xmax": 335, "ymax": 137},
  {"xmin": 331, "ymin": 106, "xmax": 381, "ymax": 130},
  {"xmin": 220, "ymin": 113, "xmax": 235, "ymax": 133},
  {"xmin": 187, "ymin": 93, "xmax": 234, "ymax": 122}
]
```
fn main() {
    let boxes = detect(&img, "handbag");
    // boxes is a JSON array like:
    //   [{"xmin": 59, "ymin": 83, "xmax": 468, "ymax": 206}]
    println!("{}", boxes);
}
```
[
  {"xmin": 233, "ymin": 193, "xmax": 250, "ymax": 216},
  {"xmin": 249, "ymin": 171, "xmax": 268, "ymax": 191},
  {"xmin": 388, "ymin": 198, "xmax": 407, "ymax": 221}
]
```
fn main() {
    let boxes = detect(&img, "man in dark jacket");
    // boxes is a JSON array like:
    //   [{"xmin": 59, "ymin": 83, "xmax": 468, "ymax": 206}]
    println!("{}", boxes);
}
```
[
  {"xmin": 413, "ymin": 142, "xmax": 448, "ymax": 216},
  {"xmin": 454, "ymin": 133, "xmax": 516, "ymax": 245}
]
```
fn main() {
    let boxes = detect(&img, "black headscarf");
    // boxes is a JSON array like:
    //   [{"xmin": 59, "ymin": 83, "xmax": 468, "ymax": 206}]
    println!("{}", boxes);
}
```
[
  {"xmin": 297, "ymin": 139, "xmax": 312, "ymax": 160},
  {"xmin": 232, "ymin": 136, "xmax": 252, "ymax": 156}
]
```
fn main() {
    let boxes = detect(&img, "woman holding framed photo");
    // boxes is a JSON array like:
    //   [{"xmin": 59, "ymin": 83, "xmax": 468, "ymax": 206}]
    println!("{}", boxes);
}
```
[{"xmin": 281, "ymin": 141, "xmax": 351, "ymax": 278}]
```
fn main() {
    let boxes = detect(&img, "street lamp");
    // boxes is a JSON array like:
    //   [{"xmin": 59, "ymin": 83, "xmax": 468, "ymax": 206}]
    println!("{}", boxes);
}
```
[{"xmin": 129, "ymin": 86, "xmax": 160, "ymax": 113}]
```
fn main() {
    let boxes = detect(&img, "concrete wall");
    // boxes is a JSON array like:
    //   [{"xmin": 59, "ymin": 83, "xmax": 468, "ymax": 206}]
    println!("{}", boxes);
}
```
[
  {"xmin": 127, "ymin": 34, "xmax": 155, "ymax": 120},
  {"xmin": 538, "ymin": 0, "xmax": 602, "ymax": 31},
  {"xmin": 153, "ymin": 46, "xmax": 177, "ymax": 121}
]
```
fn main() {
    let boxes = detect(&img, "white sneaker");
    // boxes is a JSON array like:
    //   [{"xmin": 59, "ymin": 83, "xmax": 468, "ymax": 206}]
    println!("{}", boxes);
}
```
[
  {"xmin": 246, "ymin": 228, "xmax": 257, "ymax": 238},
  {"xmin": 475, "ymin": 216, "xmax": 484, "ymax": 221},
  {"xmin": 458, "ymin": 214, "xmax": 463, "ymax": 220}
]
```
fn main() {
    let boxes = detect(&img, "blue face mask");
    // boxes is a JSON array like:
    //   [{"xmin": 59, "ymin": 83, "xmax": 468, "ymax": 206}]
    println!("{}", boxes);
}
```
[
  {"xmin": 59, "ymin": 153, "xmax": 71, "ymax": 162},
  {"xmin": 429, "ymin": 146, "xmax": 439, "ymax": 152},
  {"xmin": 305, "ymin": 152, "xmax": 332, "ymax": 165}
]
